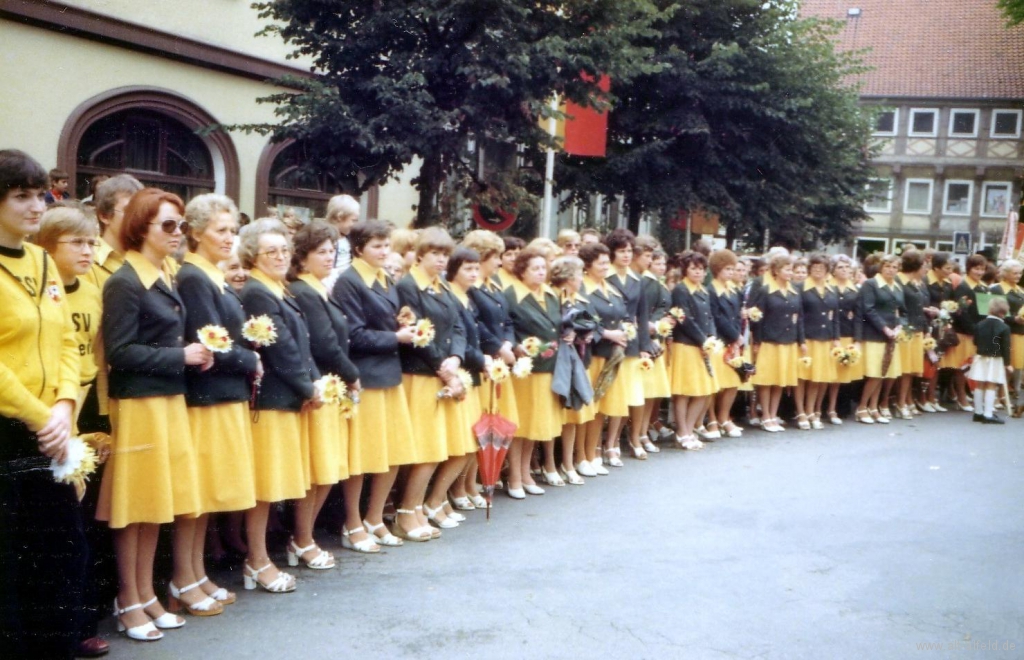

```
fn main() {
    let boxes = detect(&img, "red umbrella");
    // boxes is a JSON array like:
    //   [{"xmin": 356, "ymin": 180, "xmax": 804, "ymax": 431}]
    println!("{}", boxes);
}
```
[{"xmin": 473, "ymin": 380, "xmax": 517, "ymax": 520}]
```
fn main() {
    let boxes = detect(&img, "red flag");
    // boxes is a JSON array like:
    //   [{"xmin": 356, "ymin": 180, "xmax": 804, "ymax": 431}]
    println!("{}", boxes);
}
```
[{"xmin": 563, "ymin": 74, "xmax": 611, "ymax": 157}]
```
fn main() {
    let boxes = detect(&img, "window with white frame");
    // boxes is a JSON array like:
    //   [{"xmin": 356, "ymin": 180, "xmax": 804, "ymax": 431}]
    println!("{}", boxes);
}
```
[
  {"xmin": 904, "ymin": 179, "xmax": 934, "ymax": 214},
  {"xmin": 935, "ymin": 241, "xmax": 954, "ymax": 254},
  {"xmin": 949, "ymin": 109, "xmax": 979, "ymax": 138},
  {"xmin": 909, "ymin": 109, "xmax": 939, "ymax": 137},
  {"xmin": 873, "ymin": 109, "xmax": 898, "ymax": 136},
  {"xmin": 991, "ymin": 109, "xmax": 1023, "ymax": 139},
  {"xmin": 981, "ymin": 182, "xmax": 1012, "ymax": 217},
  {"xmin": 864, "ymin": 178, "xmax": 893, "ymax": 212},
  {"xmin": 943, "ymin": 180, "xmax": 973, "ymax": 215}
]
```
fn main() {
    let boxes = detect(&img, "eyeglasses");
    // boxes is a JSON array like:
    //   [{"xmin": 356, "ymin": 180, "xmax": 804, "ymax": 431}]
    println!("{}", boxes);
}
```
[
  {"xmin": 151, "ymin": 219, "xmax": 189, "ymax": 234},
  {"xmin": 56, "ymin": 238, "xmax": 100, "ymax": 250},
  {"xmin": 258, "ymin": 247, "xmax": 291, "ymax": 259}
]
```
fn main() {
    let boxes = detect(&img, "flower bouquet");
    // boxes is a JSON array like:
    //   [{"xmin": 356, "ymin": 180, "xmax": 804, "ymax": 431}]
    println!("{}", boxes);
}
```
[
  {"xmin": 315, "ymin": 374, "xmax": 348, "ymax": 406},
  {"xmin": 411, "ymin": 319, "xmax": 436, "ymax": 348},
  {"xmin": 922, "ymin": 336, "xmax": 937, "ymax": 351},
  {"xmin": 799, "ymin": 356, "xmax": 813, "ymax": 368},
  {"xmin": 51, "ymin": 436, "xmax": 99, "ymax": 501},
  {"xmin": 512, "ymin": 357, "xmax": 534, "ymax": 379},
  {"xmin": 198, "ymin": 324, "xmax": 233, "ymax": 353},
  {"xmin": 702, "ymin": 336, "xmax": 725, "ymax": 355},
  {"xmin": 747, "ymin": 307, "xmax": 764, "ymax": 322},
  {"xmin": 668, "ymin": 307, "xmax": 687, "ymax": 322},
  {"xmin": 655, "ymin": 317, "xmax": 674, "ymax": 338},
  {"xmin": 622, "ymin": 322, "xmax": 638, "ymax": 341},
  {"xmin": 485, "ymin": 360, "xmax": 511, "ymax": 383},
  {"xmin": 521, "ymin": 336, "xmax": 556, "ymax": 359},
  {"xmin": 638, "ymin": 356, "xmax": 654, "ymax": 372},
  {"xmin": 242, "ymin": 315, "xmax": 277, "ymax": 347}
]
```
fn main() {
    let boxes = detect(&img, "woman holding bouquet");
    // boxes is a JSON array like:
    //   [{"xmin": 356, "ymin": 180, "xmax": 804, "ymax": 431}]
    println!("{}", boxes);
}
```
[
  {"xmin": 924, "ymin": 252, "xmax": 955, "ymax": 411},
  {"xmin": 396, "ymin": 227, "xmax": 466, "ymax": 530},
  {"xmin": 990, "ymin": 259, "xmax": 1024, "ymax": 415},
  {"xmin": 670, "ymin": 251, "xmax": 720, "ymax": 447},
  {"xmin": 894, "ymin": 251, "xmax": 933, "ymax": 418},
  {"xmin": 238, "ymin": 218, "xmax": 322, "ymax": 592},
  {"xmin": 748, "ymin": 254, "xmax": 804, "ymax": 433},
  {"xmin": 505, "ymin": 246, "xmax": 565, "ymax": 498},
  {"xmin": 176, "ymin": 194, "xmax": 261, "ymax": 611},
  {"xmin": 941, "ymin": 254, "xmax": 988, "ymax": 410},
  {"xmin": 826, "ymin": 255, "xmax": 863, "ymax": 423},
  {"xmin": 707, "ymin": 249, "xmax": 744, "ymax": 438},
  {"xmin": 855, "ymin": 254, "xmax": 906, "ymax": 423},
  {"xmin": 98, "ymin": 188, "xmax": 211, "ymax": 637},
  {"xmin": 603, "ymin": 229, "xmax": 653, "ymax": 462},
  {"xmin": 796, "ymin": 254, "xmax": 840, "ymax": 430},
  {"xmin": 288, "ymin": 222, "xmax": 362, "ymax": 558},
  {"xmin": 0, "ymin": 150, "xmax": 87, "ymax": 658},
  {"xmin": 636, "ymin": 240, "xmax": 672, "ymax": 450},
  {"xmin": 332, "ymin": 221, "xmax": 417, "ymax": 548}
]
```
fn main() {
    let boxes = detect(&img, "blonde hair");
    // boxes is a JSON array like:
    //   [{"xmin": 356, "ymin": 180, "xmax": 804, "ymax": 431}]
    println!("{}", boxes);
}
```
[
  {"xmin": 527, "ymin": 237, "xmax": 562, "ymax": 261},
  {"xmin": 462, "ymin": 229, "xmax": 505, "ymax": 260},
  {"xmin": 325, "ymin": 194, "xmax": 360, "ymax": 222},
  {"xmin": 415, "ymin": 226, "xmax": 455, "ymax": 257},
  {"xmin": 35, "ymin": 206, "xmax": 98, "ymax": 252},
  {"xmin": 238, "ymin": 218, "xmax": 289, "ymax": 269},
  {"xmin": 390, "ymin": 227, "xmax": 419, "ymax": 256},
  {"xmin": 556, "ymin": 229, "xmax": 581, "ymax": 249},
  {"xmin": 185, "ymin": 193, "xmax": 239, "ymax": 251}
]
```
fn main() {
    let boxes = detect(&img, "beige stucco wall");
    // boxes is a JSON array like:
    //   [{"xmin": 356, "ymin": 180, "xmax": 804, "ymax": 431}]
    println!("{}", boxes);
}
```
[{"xmin": 0, "ymin": 18, "xmax": 419, "ymax": 223}]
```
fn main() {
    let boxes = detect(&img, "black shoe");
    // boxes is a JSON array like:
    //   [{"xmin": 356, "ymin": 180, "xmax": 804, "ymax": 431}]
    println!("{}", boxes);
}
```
[
  {"xmin": 982, "ymin": 414, "xmax": 1005, "ymax": 424},
  {"xmin": 972, "ymin": 413, "xmax": 985, "ymax": 423}
]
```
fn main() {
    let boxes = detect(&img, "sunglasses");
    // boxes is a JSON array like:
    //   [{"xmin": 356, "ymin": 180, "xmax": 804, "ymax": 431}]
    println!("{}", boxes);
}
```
[{"xmin": 151, "ymin": 219, "xmax": 189, "ymax": 234}]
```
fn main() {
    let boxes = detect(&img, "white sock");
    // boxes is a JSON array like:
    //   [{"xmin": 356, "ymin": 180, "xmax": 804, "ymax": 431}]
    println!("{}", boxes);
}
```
[
  {"xmin": 985, "ymin": 389, "xmax": 997, "ymax": 417},
  {"xmin": 974, "ymin": 387, "xmax": 984, "ymax": 411}
]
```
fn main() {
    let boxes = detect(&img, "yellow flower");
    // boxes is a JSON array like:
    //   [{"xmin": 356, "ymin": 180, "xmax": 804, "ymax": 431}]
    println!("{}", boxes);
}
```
[
  {"xmin": 747, "ymin": 307, "xmax": 763, "ymax": 322},
  {"xmin": 50, "ymin": 437, "xmax": 99, "ymax": 501},
  {"xmin": 799, "ymin": 356, "xmax": 812, "ymax": 368},
  {"xmin": 702, "ymin": 336, "xmax": 724, "ymax": 355},
  {"xmin": 521, "ymin": 336, "xmax": 542, "ymax": 357},
  {"xmin": 486, "ymin": 361, "xmax": 511, "ymax": 383},
  {"xmin": 830, "ymin": 346, "xmax": 846, "ymax": 360},
  {"xmin": 242, "ymin": 315, "xmax": 278, "ymax": 347},
  {"xmin": 457, "ymin": 368, "xmax": 473, "ymax": 391},
  {"xmin": 339, "ymin": 396, "xmax": 357, "ymax": 420},
  {"xmin": 922, "ymin": 336, "xmax": 937, "ymax": 351},
  {"xmin": 727, "ymin": 356, "xmax": 744, "ymax": 369},
  {"xmin": 411, "ymin": 318, "xmax": 436, "ymax": 348},
  {"xmin": 512, "ymin": 356, "xmax": 534, "ymax": 378},
  {"xmin": 315, "ymin": 374, "xmax": 348, "ymax": 406},
  {"xmin": 655, "ymin": 318, "xmax": 674, "ymax": 338},
  {"xmin": 622, "ymin": 322, "xmax": 638, "ymax": 341},
  {"xmin": 940, "ymin": 300, "xmax": 959, "ymax": 313},
  {"xmin": 638, "ymin": 357, "xmax": 654, "ymax": 371},
  {"xmin": 198, "ymin": 324, "xmax": 233, "ymax": 353},
  {"xmin": 668, "ymin": 307, "xmax": 687, "ymax": 322},
  {"xmin": 894, "ymin": 326, "xmax": 911, "ymax": 343},
  {"xmin": 846, "ymin": 345, "xmax": 862, "ymax": 365}
]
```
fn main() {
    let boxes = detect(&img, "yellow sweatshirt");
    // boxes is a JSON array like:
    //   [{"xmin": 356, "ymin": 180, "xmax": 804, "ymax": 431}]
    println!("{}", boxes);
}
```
[
  {"xmin": 0, "ymin": 243, "xmax": 80, "ymax": 430},
  {"xmin": 65, "ymin": 277, "xmax": 101, "ymax": 385}
]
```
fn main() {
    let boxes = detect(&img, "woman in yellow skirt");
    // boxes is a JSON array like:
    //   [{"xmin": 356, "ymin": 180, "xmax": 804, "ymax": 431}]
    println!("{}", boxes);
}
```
[
  {"xmin": 239, "ymin": 219, "xmax": 323, "ymax": 592},
  {"xmin": 991, "ymin": 259, "xmax": 1024, "ymax": 415},
  {"xmin": 748, "ymin": 254, "xmax": 804, "ymax": 433},
  {"xmin": 176, "ymin": 194, "xmax": 262, "ymax": 612},
  {"xmin": 941, "ymin": 254, "xmax": 989, "ymax": 410},
  {"xmin": 827, "ymin": 255, "xmax": 863, "ymax": 423},
  {"xmin": 505, "ymin": 247, "xmax": 566, "ymax": 498},
  {"xmin": 707, "ymin": 250, "xmax": 745, "ymax": 437},
  {"xmin": 579, "ymin": 243, "xmax": 629, "ymax": 475},
  {"xmin": 333, "ymin": 221, "xmax": 416, "ymax": 549},
  {"xmin": 636, "ymin": 241, "xmax": 673, "ymax": 449},
  {"xmin": 796, "ymin": 254, "xmax": 840, "ymax": 430},
  {"xmin": 549, "ymin": 255, "xmax": 592, "ymax": 485},
  {"xmin": 894, "ymin": 251, "xmax": 933, "ymax": 418},
  {"xmin": 669, "ymin": 251, "xmax": 721, "ymax": 447},
  {"xmin": 396, "ymin": 228, "xmax": 464, "ymax": 533},
  {"xmin": 855, "ymin": 255, "xmax": 906, "ymax": 424},
  {"xmin": 99, "ymin": 189, "xmax": 210, "ymax": 637},
  {"xmin": 289, "ymin": 222, "xmax": 363, "ymax": 561},
  {"xmin": 463, "ymin": 230, "xmax": 519, "ymax": 507}
]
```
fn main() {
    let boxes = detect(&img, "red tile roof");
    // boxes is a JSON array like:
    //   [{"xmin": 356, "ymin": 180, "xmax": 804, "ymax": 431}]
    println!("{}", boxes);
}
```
[{"xmin": 800, "ymin": 0, "xmax": 1024, "ymax": 100}]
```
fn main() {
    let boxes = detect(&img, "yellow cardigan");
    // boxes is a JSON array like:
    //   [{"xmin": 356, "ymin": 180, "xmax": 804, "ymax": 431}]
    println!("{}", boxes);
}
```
[{"xmin": 0, "ymin": 243, "xmax": 80, "ymax": 430}]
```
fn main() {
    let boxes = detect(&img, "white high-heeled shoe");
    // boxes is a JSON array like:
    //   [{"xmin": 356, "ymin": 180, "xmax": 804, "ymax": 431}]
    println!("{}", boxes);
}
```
[
  {"xmin": 114, "ymin": 599, "xmax": 163, "ymax": 642},
  {"xmin": 393, "ymin": 508, "xmax": 435, "ymax": 540},
  {"xmin": 341, "ymin": 525, "xmax": 381, "ymax": 553},
  {"xmin": 168, "ymin": 581, "xmax": 223, "ymax": 617},
  {"xmin": 364, "ymin": 519, "xmax": 404, "ymax": 547},
  {"xmin": 424, "ymin": 502, "xmax": 459, "ymax": 529},
  {"xmin": 286, "ymin": 538, "xmax": 335, "ymax": 569},
  {"xmin": 195, "ymin": 576, "xmax": 235, "ymax": 605},
  {"xmin": 575, "ymin": 460, "xmax": 597, "ymax": 477},
  {"xmin": 523, "ymin": 483, "xmax": 545, "ymax": 495},
  {"xmin": 141, "ymin": 596, "xmax": 185, "ymax": 629}
]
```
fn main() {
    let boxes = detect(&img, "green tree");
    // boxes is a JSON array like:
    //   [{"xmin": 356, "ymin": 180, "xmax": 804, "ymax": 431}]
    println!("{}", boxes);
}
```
[
  {"xmin": 243, "ymin": 0, "xmax": 661, "ymax": 227},
  {"xmin": 998, "ymin": 0, "xmax": 1024, "ymax": 25},
  {"xmin": 557, "ymin": 0, "xmax": 876, "ymax": 249}
]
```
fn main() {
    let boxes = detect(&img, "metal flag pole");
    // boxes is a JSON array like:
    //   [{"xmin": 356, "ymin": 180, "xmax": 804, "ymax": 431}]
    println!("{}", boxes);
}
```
[{"xmin": 540, "ymin": 97, "xmax": 559, "ymax": 240}]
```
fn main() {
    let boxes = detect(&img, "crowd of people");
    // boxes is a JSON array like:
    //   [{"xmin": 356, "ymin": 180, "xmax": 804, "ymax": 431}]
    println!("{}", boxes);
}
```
[{"xmin": 1, "ymin": 147, "xmax": 1021, "ymax": 659}]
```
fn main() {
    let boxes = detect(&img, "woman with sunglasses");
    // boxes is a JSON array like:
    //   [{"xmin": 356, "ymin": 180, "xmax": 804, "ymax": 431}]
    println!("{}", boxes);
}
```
[
  {"xmin": 238, "ymin": 218, "xmax": 323, "ymax": 592},
  {"xmin": 97, "ymin": 188, "xmax": 212, "ymax": 640},
  {"xmin": 175, "ymin": 194, "xmax": 262, "ymax": 611}
]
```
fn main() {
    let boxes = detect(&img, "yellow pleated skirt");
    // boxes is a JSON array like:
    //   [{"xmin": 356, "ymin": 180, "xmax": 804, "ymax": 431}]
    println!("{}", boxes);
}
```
[
  {"xmin": 897, "ymin": 332, "xmax": 925, "ymax": 376},
  {"xmin": 479, "ymin": 376, "xmax": 519, "ymax": 429},
  {"xmin": 751, "ymin": 342, "xmax": 800, "ymax": 388},
  {"xmin": 590, "ymin": 355, "xmax": 645, "ymax": 417},
  {"xmin": 350, "ymin": 386, "xmax": 411, "ymax": 475},
  {"xmin": 799, "ymin": 340, "xmax": 839, "ymax": 383},
  {"xmin": 711, "ymin": 349, "xmax": 742, "ymax": 390},
  {"xmin": 186, "ymin": 402, "xmax": 256, "ymax": 515},
  {"xmin": 97, "ymin": 395, "xmax": 200, "ymax": 528},
  {"xmin": 565, "ymin": 392, "xmax": 597, "ymax": 426},
  {"xmin": 863, "ymin": 340, "xmax": 902, "ymax": 379},
  {"xmin": 250, "ymin": 410, "xmax": 307, "ymax": 503},
  {"xmin": 511, "ymin": 372, "xmax": 563, "ymax": 441},
  {"xmin": 939, "ymin": 333, "xmax": 975, "ymax": 369},
  {"xmin": 402, "ymin": 374, "xmax": 450, "ymax": 464},
  {"xmin": 302, "ymin": 403, "xmax": 349, "ymax": 486},
  {"xmin": 1012, "ymin": 334, "xmax": 1024, "ymax": 370},
  {"xmin": 641, "ymin": 352, "xmax": 672, "ymax": 398},
  {"xmin": 454, "ymin": 385, "xmax": 482, "ymax": 455},
  {"xmin": 835, "ymin": 337, "xmax": 865, "ymax": 384},
  {"xmin": 669, "ymin": 343, "xmax": 720, "ymax": 397}
]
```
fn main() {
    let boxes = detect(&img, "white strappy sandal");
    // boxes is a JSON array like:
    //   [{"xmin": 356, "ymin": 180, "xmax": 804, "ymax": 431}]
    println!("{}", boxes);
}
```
[
  {"xmin": 341, "ymin": 525, "xmax": 381, "ymax": 553},
  {"xmin": 114, "ymin": 599, "xmax": 163, "ymax": 641},
  {"xmin": 364, "ymin": 519, "xmax": 404, "ymax": 547},
  {"xmin": 168, "ymin": 580, "xmax": 223, "ymax": 616},
  {"xmin": 286, "ymin": 538, "xmax": 335, "ymax": 570},
  {"xmin": 393, "ymin": 508, "xmax": 435, "ymax": 542},
  {"xmin": 243, "ymin": 562, "xmax": 296, "ymax": 593}
]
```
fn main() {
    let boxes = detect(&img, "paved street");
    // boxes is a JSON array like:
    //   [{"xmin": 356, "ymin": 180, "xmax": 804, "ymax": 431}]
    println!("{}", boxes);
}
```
[{"xmin": 103, "ymin": 413, "xmax": 1023, "ymax": 660}]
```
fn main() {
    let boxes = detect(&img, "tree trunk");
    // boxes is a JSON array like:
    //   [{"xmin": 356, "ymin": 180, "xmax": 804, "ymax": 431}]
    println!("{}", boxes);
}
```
[
  {"xmin": 414, "ymin": 153, "xmax": 443, "ymax": 228},
  {"xmin": 625, "ymin": 195, "xmax": 643, "ymax": 234}
]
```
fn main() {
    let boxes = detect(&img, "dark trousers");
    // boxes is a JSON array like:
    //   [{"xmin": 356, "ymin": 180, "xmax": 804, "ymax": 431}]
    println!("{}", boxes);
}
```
[{"xmin": 0, "ymin": 417, "xmax": 88, "ymax": 660}]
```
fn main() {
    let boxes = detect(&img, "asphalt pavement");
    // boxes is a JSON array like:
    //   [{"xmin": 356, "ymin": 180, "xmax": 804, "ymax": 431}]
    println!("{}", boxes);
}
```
[{"xmin": 101, "ymin": 411, "xmax": 1024, "ymax": 660}]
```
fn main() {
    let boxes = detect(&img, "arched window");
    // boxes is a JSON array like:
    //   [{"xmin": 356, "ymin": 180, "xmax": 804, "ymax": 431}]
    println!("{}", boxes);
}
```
[
  {"xmin": 76, "ymin": 109, "xmax": 215, "ymax": 201},
  {"xmin": 57, "ymin": 87, "xmax": 239, "ymax": 203}
]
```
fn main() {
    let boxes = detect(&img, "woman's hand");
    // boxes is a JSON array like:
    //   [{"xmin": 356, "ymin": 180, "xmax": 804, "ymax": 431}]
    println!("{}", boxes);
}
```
[
  {"xmin": 254, "ymin": 357, "xmax": 265, "ymax": 381},
  {"xmin": 923, "ymin": 306, "xmax": 939, "ymax": 318},
  {"xmin": 184, "ymin": 343, "xmax": 213, "ymax": 366},
  {"xmin": 640, "ymin": 351, "xmax": 652, "ymax": 360},
  {"xmin": 498, "ymin": 342, "xmax": 517, "ymax": 365},
  {"xmin": 562, "ymin": 330, "xmax": 576, "ymax": 344},
  {"xmin": 350, "ymin": 379, "xmax": 362, "ymax": 394},
  {"xmin": 832, "ymin": 339, "xmax": 841, "ymax": 348},
  {"xmin": 603, "ymin": 329, "xmax": 628, "ymax": 347},
  {"xmin": 513, "ymin": 344, "xmax": 528, "ymax": 358},
  {"xmin": 439, "ymin": 356, "xmax": 461, "ymax": 380},
  {"xmin": 36, "ymin": 399, "xmax": 75, "ymax": 462},
  {"xmin": 396, "ymin": 326, "xmax": 416, "ymax": 344},
  {"xmin": 883, "ymin": 326, "xmax": 896, "ymax": 339},
  {"xmin": 800, "ymin": 343, "xmax": 808, "ymax": 356}
]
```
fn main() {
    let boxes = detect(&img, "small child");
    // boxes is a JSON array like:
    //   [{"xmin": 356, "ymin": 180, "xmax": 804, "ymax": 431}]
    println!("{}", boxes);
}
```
[{"xmin": 969, "ymin": 297, "xmax": 1012, "ymax": 424}]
